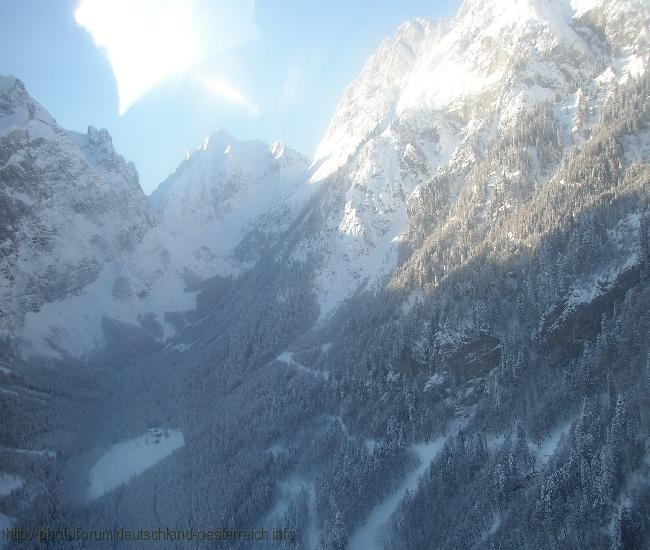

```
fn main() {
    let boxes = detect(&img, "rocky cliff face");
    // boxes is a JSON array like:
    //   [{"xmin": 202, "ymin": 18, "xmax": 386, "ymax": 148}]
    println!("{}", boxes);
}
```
[
  {"xmin": 149, "ymin": 129, "xmax": 311, "ymax": 276},
  {"xmin": 0, "ymin": 80, "xmax": 311, "ymax": 357},
  {"xmin": 1, "ymin": 1, "xmax": 649, "ymax": 548},
  {"xmin": 0, "ymin": 76, "xmax": 157, "ymax": 354},
  {"xmin": 288, "ymin": 0, "xmax": 649, "ymax": 320}
]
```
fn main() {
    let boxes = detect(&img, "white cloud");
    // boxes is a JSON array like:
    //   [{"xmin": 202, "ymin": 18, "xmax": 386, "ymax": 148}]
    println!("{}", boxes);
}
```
[
  {"xmin": 196, "ymin": 74, "xmax": 260, "ymax": 117},
  {"xmin": 75, "ymin": 0, "xmax": 258, "ymax": 114}
]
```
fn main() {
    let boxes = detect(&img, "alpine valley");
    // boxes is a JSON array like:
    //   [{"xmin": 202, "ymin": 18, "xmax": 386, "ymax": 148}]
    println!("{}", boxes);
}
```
[{"xmin": 1, "ymin": 0, "xmax": 650, "ymax": 548}]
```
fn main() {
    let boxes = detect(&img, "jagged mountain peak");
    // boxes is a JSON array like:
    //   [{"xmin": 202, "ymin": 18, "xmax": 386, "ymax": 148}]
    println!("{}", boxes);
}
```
[
  {"xmin": 393, "ymin": 17, "xmax": 448, "ymax": 50},
  {"xmin": 0, "ymin": 77, "xmax": 145, "ymax": 210},
  {"xmin": 0, "ymin": 74, "xmax": 57, "ymax": 131},
  {"xmin": 0, "ymin": 78, "xmax": 161, "ymax": 356},
  {"xmin": 455, "ymin": 0, "xmax": 608, "ymax": 21},
  {"xmin": 311, "ymin": 0, "xmax": 647, "ymax": 182},
  {"xmin": 270, "ymin": 140, "xmax": 311, "ymax": 171},
  {"xmin": 180, "ymin": 130, "xmax": 308, "ymax": 174},
  {"xmin": 300, "ymin": 0, "xmax": 649, "ymax": 321},
  {"xmin": 199, "ymin": 127, "xmax": 234, "ymax": 152},
  {"xmin": 66, "ymin": 125, "xmax": 141, "ymax": 193},
  {"xmin": 86, "ymin": 124, "xmax": 113, "ymax": 146},
  {"xmin": 0, "ymin": 74, "xmax": 22, "ymax": 95},
  {"xmin": 270, "ymin": 140, "xmax": 286, "ymax": 158},
  {"xmin": 0, "ymin": 78, "xmax": 142, "ymax": 198},
  {"xmin": 149, "ymin": 130, "xmax": 310, "ymax": 272}
]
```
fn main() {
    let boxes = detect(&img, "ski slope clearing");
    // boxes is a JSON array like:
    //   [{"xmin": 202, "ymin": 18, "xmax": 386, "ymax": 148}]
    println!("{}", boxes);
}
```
[
  {"xmin": 87, "ymin": 429, "xmax": 184, "ymax": 502},
  {"xmin": 348, "ymin": 437, "xmax": 447, "ymax": 550}
]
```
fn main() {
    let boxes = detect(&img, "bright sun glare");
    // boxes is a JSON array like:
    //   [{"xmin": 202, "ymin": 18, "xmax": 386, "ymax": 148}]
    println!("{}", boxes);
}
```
[{"xmin": 75, "ymin": 0, "xmax": 258, "ymax": 115}]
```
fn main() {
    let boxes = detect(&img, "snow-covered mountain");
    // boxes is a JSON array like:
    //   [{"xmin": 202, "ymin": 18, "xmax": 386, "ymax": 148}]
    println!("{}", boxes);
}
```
[
  {"xmin": 2, "ymin": 0, "xmax": 650, "ymax": 548},
  {"xmin": 0, "ymin": 76, "xmax": 166, "ymax": 356},
  {"xmin": 0, "ymin": 79, "xmax": 312, "ymax": 357},
  {"xmin": 296, "ymin": 0, "xmax": 649, "ymax": 320},
  {"xmin": 149, "ymin": 129, "xmax": 311, "ymax": 276},
  {"xmin": 313, "ymin": 0, "xmax": 648, "ymax": 180},
  {"xmin": 2, "ymin": 0, "xmax": 647, "ymax": 355}
]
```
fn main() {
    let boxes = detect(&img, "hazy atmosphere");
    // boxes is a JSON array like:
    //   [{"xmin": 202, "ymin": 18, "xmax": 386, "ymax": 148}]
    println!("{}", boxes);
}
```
[
  {"xmin": 1, "ymin": 0, "xmax": 649, "ymax": 548},
  {"xmin": 0, "ymin": 0, "xmax": 460, "ymax": 192}
]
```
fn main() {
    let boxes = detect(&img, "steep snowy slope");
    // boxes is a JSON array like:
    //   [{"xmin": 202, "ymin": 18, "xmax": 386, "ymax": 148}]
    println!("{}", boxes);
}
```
[
  {"xmin": 313, "ymin": 0, "xmax": 648, "ymax": 179},
  {"xmin": 0, "ymin": 79, "xmax": 310, "ymax": 358},
  {"xmin": 0, "ymin": 76, "xmax": 167, "ymax": 356},
  {"xmin": 3, "ymin": 1, "xmax": 649, "ymax": 548},
  {"xmin": 297, "ymin": 0, "xmax": 649, "ymax": 320},
  {"xmin": 149, "ymin": 130, "xmax": 310, "ymax": 276}
]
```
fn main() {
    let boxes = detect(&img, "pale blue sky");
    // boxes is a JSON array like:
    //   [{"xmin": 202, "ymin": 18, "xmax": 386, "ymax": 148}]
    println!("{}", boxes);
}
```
[{"xmin": 0, "ymin": 0, "xmax": 461, "ymax": 193}]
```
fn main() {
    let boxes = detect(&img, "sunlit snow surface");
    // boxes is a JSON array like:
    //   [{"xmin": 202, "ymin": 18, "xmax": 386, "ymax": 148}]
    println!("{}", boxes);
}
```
[{"xmin": 87, "ymin": 429, "xmax": 184, "ymax": 501}]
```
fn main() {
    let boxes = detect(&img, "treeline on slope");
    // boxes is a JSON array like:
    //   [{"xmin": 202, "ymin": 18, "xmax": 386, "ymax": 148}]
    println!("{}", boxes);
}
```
[
  {"xmin": 384, "ymin": 282, "xmax": 650, "ymax": 549},
  {"xmin": 6, "ymin": 73, "xmax": 649, "ymax": 550},
  {"xmin": 299, "ymin": 71, "xmax": 650, "ymax": 547}
]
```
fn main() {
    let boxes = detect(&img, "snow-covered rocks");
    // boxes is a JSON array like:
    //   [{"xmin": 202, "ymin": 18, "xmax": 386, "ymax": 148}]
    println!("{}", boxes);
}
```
[
  {"xmin": 291, "ymin": 0, "xmax": 649, "ymax": 320},
  {"xmin": 1, "ymin": 79, "xmax": 312, "ymax": 358},
  {"xmin": 149, "ymin": 129, "xmax": 311, "ymax": 277},
  {"xmin": 0, "ymin": 77, "xmax": 159, "ymax": 356}
]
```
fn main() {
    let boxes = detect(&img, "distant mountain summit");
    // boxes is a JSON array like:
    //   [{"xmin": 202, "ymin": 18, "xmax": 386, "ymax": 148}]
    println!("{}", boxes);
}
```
[
  {"xmin": 2, "ymin": 0, "xmax": 648, "ymax": 355},
  {"xmin": 0, "ymin": 79, "xmax": 312, "ymax": 357},
  {"xmin": 149, "ymin": 130, "xmax": 310, "ymax": 269},
  {"xmin": 1, "ymin": 2, "xmax": 649, "ymax": 548}
]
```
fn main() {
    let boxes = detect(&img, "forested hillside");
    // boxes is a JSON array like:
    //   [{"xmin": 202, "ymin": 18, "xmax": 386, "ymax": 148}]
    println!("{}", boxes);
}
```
[{"xmin": 1, "ymin": 0, "xmax": 649, "ymax": 548}]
